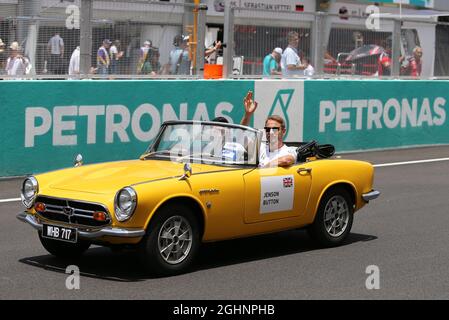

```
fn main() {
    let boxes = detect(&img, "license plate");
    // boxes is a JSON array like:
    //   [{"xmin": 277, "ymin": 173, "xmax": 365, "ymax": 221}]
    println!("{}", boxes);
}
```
[{"xmin": 42, "ymin": 224, "xmax": 77, "ymax": 243}]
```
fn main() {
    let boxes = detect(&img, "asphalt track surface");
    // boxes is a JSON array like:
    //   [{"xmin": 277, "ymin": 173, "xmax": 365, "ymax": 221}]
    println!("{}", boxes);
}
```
[{"xmin": 1, "ymin": 146, "xmax": 449, "ymax": 300}]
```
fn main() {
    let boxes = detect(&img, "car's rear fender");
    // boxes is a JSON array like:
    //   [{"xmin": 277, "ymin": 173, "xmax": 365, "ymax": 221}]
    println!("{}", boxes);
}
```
[{"xmin": 311, "ymin": 181, "xmax": 358, "ymax": 222}]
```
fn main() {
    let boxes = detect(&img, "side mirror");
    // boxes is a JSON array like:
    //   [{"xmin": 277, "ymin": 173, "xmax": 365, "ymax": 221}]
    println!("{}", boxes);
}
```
[
  {"xmin": 74, "ymin": 154, "xmax": 83, "ymax": 167},
  {"xmin": 179, "ymin": 163, "xmax": 192, "ymax": 180}
]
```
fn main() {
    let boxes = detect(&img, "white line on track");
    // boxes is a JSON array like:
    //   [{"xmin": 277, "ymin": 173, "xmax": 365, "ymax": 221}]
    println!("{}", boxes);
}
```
[
  {"xmin": 0, "ymin": 198, "xmax": 20, "ymax": 203},
  {"xmin": 0, "ymin": 158, "xmax": 448, "ymax": 203},
  {"xmin": 373, "ymin": 157, "xmax": 449, "ymax": 168}
]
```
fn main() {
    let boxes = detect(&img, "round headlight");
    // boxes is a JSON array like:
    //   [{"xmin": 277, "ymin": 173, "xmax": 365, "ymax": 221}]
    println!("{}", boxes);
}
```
[
  {"xmin": 21, "ymin": 177, "xmax": 38, "ymax": 209},
  {"xmin": 115, "ymin": 187, "xmax": 137, "ymax": 222}
]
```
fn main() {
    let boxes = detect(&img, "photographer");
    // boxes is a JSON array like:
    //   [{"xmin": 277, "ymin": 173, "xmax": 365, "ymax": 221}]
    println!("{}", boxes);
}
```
[{"xmin": 205, "ymin": 41, "xmax": 222, "ymax": 61}]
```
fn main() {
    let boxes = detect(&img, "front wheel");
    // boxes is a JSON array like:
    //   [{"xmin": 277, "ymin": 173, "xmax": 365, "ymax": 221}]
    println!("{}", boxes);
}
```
[
  {"xmin": 307, "ymin": 187, "xmax": 354, "ymax": 247},
  {"xmin": 38, "ymin": 233, "xmax": 91, "ymax": 258},
  {"xmin": 139, "ymin": 204, "xmax": 200, "ymax": 276}
]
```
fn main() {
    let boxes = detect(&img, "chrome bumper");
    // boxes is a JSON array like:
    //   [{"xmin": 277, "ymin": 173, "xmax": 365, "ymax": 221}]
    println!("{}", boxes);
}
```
[
  {"xmin": 362, "ymin": 190, "xmax": 381, "ymax": 202},
  {"xmin": 17, "ymin": 212, "xmax": 146, "ymax": 239}
]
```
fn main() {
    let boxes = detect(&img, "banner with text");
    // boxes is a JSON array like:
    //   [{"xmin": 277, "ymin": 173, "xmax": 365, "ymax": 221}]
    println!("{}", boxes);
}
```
[
  {"xmin": 304, "ymin": 80, "xmax": 449, "ymax": 152},
  {"xmin": 0, "ymin": 80, "xmax": 255, "ymax": 176},
  {"xmin": 1, "ymin": 79, "xmax": 449, "ymax": 176}
]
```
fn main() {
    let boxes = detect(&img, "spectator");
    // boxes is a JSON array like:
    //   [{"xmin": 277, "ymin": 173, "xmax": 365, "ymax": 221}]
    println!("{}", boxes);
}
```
[
  {"xmin": 168, "ymin": 34, "xmax": 191, "ymax": 75},
  {"xmin": 109, "ymin": 40, "xmax": 124, "ymax": 74},
  {"xmin": 281, "ymin": 31, "xmax": 306, "ymax": 77},
  {"xmin": 47, "ymin": 32, "xmax": 64, "ymax": 74},
  {"xmin": 205, "ymin": 41, "xmax": 222, "ymax": 62},
  {"xmin": 97, "ymin": 39, "xmax": 111, "ymax": 75},
  {"xmin": 0, "ymin": 38, "xmax": 6, "ymax": 74},
  {"xmin": 141, "ymin": 47, "xmax": 161, "ymax": 75},
  {"xmin": 263, "ymin": 47, "xmax": 283, "ymax": 76},
  {"xmin": 403, "ymin": 46, "xmax": 423, "ymax": 77},
  {"xmin": 377, "ymin": 51, "xmax": 391, "ymax": 76},
  {"xmin": 137, "ymin": 40, "xmax": 152, "ymax": 74},
  {"xmin": 303, "ymin": 57, "xmax": 315, "ymax": 77},
  {"xmin": 68, "ymin": 46, "xmax": 80, "ymax": 78},
  {"xmin": 5, "ymin": 41, "xmax": 29, "ymax": 77}
]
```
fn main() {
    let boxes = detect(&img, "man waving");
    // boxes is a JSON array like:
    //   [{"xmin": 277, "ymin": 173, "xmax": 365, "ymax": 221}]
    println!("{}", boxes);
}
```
[{"xmin": 240, "ymin": 91, "xmax": 297, "ymax": 167}]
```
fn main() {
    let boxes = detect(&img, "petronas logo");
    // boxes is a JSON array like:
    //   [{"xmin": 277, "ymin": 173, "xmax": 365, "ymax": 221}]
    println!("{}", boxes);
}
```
[{"xmin": 268, "ymin": 89, "xmax": 295, "ymax": 137}]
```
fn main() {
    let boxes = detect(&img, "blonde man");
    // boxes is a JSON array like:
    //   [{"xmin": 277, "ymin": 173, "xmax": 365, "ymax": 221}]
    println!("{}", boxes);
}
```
[{"xmin": 240, "ymin": 91, "xmax": 297, "ymax": 167}]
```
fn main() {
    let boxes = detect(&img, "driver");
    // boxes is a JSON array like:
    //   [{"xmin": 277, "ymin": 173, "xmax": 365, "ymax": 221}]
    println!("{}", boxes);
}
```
[
  {"xmin": 211, "ymin": 116, "xmax": 246, "ymax": 162},
  {"xmin": 240, "ymin": 91, "xmax": 297, "ymax": 168}
]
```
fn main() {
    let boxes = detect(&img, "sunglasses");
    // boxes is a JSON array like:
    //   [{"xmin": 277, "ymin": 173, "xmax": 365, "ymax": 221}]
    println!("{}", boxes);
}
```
[{"xmin": 264, "ymin": 127, "xmax": 281, "ymax": 133}]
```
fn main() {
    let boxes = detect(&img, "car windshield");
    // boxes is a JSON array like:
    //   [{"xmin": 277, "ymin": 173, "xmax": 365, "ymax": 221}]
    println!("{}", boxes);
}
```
[{"xmin": 142, "ymin": 121, "xmax": 260, "ymax": 166}]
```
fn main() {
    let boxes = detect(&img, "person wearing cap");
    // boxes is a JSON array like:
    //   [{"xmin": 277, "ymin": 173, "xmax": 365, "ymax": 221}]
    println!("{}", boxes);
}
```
[
  {"xmin": 137, "ymin": 40, "xmax": 152, "ymax": 74},
  {"xmin": 109, "ymin": 40, "xmax": 124, "ymax": 74},
  {"xmin": 47, "ymin": 32, "xmax": 64, "ymax": 74},
  {"xmin": 141, "ymin": 47, "xmax": 162, "ymax": 76},
  {"xmin": 168, "ymin": 34, "xmax": 191, "ymax": 75},
  {"xmin": 262, "ymin": 47, "xmax": 283, "ymax": 76},
  {"xmin": 5, "ymin": 41, "xmax": 29, "ymax": 77},
  {"xmin": 97, "ymin": 39, "xmax": 111, "ymax": 75}
]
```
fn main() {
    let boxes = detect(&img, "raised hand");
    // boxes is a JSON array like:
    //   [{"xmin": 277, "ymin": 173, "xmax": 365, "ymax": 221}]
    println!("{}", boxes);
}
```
[{"xmin": 243, "ymin": 90, "xmax": 258, "ymax": 115}]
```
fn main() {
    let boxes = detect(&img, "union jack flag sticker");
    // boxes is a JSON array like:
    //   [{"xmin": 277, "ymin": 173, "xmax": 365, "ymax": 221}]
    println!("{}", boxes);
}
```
[{"xmin": 283, "ymin": 177, "xmax": 293, "ymax": 188}]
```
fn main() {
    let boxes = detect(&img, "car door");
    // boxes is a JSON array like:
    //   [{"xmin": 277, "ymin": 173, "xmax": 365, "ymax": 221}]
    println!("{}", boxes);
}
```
[{"xmin": 243, "ymin": 164, "xmax": 312, "ymax": 224}]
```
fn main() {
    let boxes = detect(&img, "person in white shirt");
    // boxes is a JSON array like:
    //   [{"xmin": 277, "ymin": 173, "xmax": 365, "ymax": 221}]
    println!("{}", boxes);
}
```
[
  {"xmin": 5, "ymin": 41, "xmax": 28, "ymax": 77},
  {"xmin": 240, "ymin": 91, "xmax": 297, "ymax": 167},
  {"xmin": 109, "ymin": 40, "xmax": 124, "ymax": 74},
  {"xmin": 281, "ymin": 31, "xmax": 307, "ymax": 77},
  {"xmin": 47, "ymin": 32, "xmax": 64, "ymax": 74},
  {"xmin": 68, "ymin": 46, "xmax": 80, "ymax": 78},
  {"xmin": 303, "ymin": 57, "xmax": 315, "ymax": 77}
]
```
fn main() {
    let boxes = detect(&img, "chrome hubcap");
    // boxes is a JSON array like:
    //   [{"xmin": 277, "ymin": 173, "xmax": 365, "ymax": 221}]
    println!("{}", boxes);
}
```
[
  {"xmin": 323, "ymin": 195, "xmax": 350, "ymax": 238},
  {"xmin": 158, "ymin": 215, "xmax": 193, "ymax": 265}
]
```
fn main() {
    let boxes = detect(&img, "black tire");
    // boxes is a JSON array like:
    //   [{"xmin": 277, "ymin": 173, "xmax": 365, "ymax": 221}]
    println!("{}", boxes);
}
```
[
  {"xmin": 307, "ymin": 187, "xmax": 354, "ymax": 247},
  {"xmin": 138, "ymin": 203, "xmax": 200, "ymax": 276},
  {"xmin": 38, "ymin": 233, "xmax": 91, "ymax": 258}
]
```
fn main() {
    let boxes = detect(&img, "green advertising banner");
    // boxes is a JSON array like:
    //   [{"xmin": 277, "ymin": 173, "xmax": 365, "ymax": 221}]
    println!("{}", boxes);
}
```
[
  {"xmin": 0, "ymin": 80, "xmax": 254, "ymax": 176},
  {"xmin": 1, "ymin": 79, "xmax": 449, "ymax": 177},
  {"xmin": 303, "ymin": 80, "xmax": 449, "ymax": 152}
]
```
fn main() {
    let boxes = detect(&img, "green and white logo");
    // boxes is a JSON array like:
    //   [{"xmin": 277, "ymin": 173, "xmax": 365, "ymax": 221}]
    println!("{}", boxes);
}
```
[{"xmin": 254, "ymin": 81, "xmax": 304, "ymax": 142}]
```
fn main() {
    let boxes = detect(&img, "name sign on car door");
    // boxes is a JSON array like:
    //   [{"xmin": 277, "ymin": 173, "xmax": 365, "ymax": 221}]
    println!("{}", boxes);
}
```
[{"xmin": 260, "ymin": 175, "xmax": 295, "ymax": 214}]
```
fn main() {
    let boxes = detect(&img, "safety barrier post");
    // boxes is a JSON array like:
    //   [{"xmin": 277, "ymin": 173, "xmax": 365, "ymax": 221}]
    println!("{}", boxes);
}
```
[
  {"xmin": 392, "ymin": 19, "xmax": 402, "ymax": 77},
  {"xmin": 195, "ymin": 4, "xmax": 207, "ymax": 77},
  {"xmin": 80, "ymin": 0, "xmax": 93, "ymax": 77},
  {"xmin": 311, "ymin": 12, "xmax": 326, "ymax": 76},
  {"xmin": 223, "ymin": 1, "xmax": 235, "ymax": 78}
]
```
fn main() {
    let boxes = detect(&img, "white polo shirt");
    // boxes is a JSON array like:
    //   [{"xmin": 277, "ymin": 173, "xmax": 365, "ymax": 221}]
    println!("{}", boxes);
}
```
[
  {"xmin": 281, "ymin": 46, "xmax": 302, "ymax": 77},
  {"xmin": 259, "ymin": 143, "xmax": 297, "ymax": 167}
]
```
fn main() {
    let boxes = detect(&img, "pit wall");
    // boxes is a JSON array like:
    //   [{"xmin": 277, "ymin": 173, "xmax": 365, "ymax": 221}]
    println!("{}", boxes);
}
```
[{"xmin": 1, "ymin": 79, "xmax": 448, "ymax": 177}]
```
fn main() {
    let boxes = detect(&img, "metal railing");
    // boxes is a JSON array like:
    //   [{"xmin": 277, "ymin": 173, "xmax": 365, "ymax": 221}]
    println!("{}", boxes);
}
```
[{"xmin": 0, "ymin": 0, "xmax": 448, "ymax": 80}]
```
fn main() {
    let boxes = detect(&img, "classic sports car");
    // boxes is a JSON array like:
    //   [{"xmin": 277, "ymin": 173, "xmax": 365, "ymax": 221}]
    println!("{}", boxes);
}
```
[{"xmin": 18, "ymin": 120, "xmax": 379, "ymax": 275}]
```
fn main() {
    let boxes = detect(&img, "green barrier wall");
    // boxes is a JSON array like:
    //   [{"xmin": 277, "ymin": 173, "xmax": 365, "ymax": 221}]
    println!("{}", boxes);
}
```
[
  {"xmin": 303, "ymin": 80, "xmax": 449, "ymax": 151},
  {"xmin": 0, "ymin": 80, "xmax": 254, "ymax": 176},
  {"xmin": 1, "ymin": 79, "xmax": 448, "ymax": 177}
]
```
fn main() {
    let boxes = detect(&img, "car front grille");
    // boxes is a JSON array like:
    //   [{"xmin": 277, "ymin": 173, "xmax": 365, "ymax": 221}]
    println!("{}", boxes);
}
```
[{"xmin": 35, "ymin": 196, "xmax": 111, "ymax": 227}]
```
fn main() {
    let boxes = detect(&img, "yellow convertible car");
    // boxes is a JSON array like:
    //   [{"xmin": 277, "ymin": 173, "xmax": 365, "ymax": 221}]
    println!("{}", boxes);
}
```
[{"xmin": 18, "ymin": 120, "xmax": 379, "ymax": 275}]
